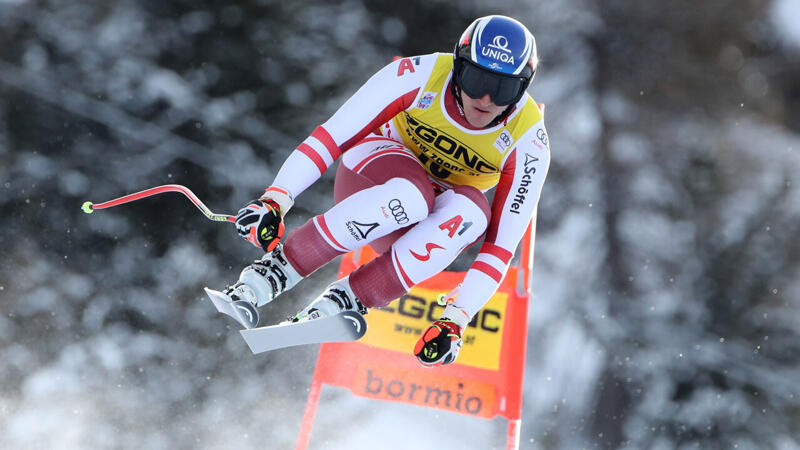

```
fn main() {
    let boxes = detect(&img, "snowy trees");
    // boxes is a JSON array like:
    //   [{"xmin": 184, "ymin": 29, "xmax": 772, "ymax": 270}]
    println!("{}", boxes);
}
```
[
  {"xmin": 0, "ymin": 0, "xmax": 798, "ymax": 448},
  {"xmin": 526, "ymin": 1, "xmax": 800, "ymax": 448}
]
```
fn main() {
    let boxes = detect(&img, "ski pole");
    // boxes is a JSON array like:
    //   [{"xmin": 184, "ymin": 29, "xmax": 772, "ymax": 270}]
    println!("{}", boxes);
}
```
[{"xmin": 81, "ymin": 184, "xmax": 236, "ymax": 223}]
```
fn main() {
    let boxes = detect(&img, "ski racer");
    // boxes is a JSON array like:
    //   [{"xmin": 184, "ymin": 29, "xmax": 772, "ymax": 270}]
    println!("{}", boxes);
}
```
[{"xmin": 211, "ymin": 15, "xmax": 550, "ymax": 367}]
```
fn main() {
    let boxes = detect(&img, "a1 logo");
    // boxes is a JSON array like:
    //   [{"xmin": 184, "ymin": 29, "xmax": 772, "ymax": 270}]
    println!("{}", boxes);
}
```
[{"xmin": 439, "ymin": 215, "xmax": 473, "ymax": 238}]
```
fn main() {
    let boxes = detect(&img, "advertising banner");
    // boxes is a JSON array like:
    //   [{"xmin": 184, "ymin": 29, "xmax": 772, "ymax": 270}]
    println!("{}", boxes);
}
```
[{"xmin": 298, "ymin": 220, "xmax": 535, "ymax": 450}]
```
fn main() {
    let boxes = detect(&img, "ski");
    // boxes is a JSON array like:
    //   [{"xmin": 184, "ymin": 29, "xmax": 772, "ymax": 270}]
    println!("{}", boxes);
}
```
[
  {"xmin": 240, "ymin": 310, "xmax": 367, "ymax": 354},
  {"xmin": 204, "ymin": 287, "xmax": 260, "ymax": 329},
  {"xmin": 204, "ymin": 287, "xmax": 368, "ymax": 354}
]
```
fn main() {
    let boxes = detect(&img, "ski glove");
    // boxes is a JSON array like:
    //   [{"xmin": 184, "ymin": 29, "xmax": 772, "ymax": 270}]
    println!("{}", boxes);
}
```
[
  {"xmin": 414, "ymin": 303, "xmax": 470, "ymax": 367},
  {"xmin": 235, "ymin": 187, "xmax": 294, "ymax": 252},
  {"xmin": 235, "ymin": 199, "xmax": 285, "ymax": 252}
]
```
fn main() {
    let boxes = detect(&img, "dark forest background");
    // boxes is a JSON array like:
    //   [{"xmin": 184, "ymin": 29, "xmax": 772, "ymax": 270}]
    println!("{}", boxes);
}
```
[{"xmin": 1, "ymin": 0, "xmax": 799, "ymax": 448}]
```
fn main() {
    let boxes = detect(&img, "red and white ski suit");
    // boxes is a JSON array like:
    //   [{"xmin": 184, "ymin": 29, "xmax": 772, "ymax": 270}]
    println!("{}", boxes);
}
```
[{"xmin": 270, "ymin": 53, "xmax": 550, "ymax": 319}]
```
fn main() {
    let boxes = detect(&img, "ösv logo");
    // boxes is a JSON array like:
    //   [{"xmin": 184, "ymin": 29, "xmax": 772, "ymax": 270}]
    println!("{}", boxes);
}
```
[{"xmin": 416, "ymin": 91, "xmax": 437, "ymax": 110}]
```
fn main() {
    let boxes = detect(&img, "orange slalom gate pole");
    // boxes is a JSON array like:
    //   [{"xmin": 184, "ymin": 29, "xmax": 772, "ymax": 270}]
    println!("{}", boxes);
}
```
[
  {"xmin": 507, "ymin": 419, "xmax": 522, "ymax": 450},
  {"xmin": 505, "ymin": 217, "xmax": 535, "ymax": 450},
  {"xmin": 506, "ymin": 212, "xmax": 536, "ymax": 450},
  {"xmin": 296, "ymin": 366, "xmax": 324, "ymax": 450}
]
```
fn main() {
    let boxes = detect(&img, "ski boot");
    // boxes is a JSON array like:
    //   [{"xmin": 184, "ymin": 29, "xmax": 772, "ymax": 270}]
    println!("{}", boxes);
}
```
[
  {"xmin": 205, "ymin": 244, "xmax": 303, "ymax": 329},
  {"xmin": 289, "ymin": 276, "xmax": 367, "ymax": 323}
]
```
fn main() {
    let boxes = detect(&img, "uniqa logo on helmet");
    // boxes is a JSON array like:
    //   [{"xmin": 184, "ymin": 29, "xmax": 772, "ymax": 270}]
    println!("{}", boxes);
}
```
[{"xmin": 482, "ymin": 35, "xmax": 515, "ymax": 65}]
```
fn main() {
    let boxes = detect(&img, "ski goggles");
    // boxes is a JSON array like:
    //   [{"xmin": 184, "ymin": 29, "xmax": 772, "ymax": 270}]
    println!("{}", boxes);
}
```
[{"xmin": 455, "ymin": 59, "xmax": 528, "ymax": 106}]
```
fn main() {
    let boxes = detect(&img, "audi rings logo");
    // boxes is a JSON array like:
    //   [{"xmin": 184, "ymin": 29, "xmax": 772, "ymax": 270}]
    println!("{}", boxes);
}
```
[
  {"xmin": 536, "ymin": 128, "xmax": 549, "ymax": 147},
  {"xmin": 388, "ymin": 199, "xmax": 409, "ymax": 225}
]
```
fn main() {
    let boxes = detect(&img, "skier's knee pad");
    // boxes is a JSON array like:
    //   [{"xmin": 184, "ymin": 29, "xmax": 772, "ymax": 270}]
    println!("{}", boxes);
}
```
[
  {"xmin": 451, "ymin": 185, "xmax": 491, "ymax": 223},
  {"xmin": 359, "ymin": 154, "xmax": 433, "ymax": 210},
  {"xmin": 388, "ymin": 189, "xmax": 491, "ymax": 289},
  {"xmin": 317, "ymin": 176, "xmax": 432, "ymax": 253},
  {"xmin": 338, "ymin": 140, "xmax": 436, "ymax": 213},
  {"xmin": 390, "ymin": 165, "xmax": 436, "ymax": 214},
  {"xmin": 450, "ymin": 185, "xmax": 491, "ymax": 247},
  {"xmin": 380, "ymin": 177, "xmax": 432, "ymax": 223}
]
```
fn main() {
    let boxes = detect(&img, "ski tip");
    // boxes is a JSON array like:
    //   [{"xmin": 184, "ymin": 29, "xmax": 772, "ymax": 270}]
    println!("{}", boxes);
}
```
[
  {"xmin": 203, "ymin": 287, "xmax": 260, "ymax": 329},
  {"xmin": 232, "ymin": 300, "xmax": 260, "ymax": 329},
  {"xmin": 341, "ymin": 310, "xmax": 368, "ymax": 339},
  {"xmin": 203, "ymin": 287, "xmax": 228, "ymax": 306},
  {"xmin": 81, "ymin": 201, "xmax": 94, "ymax": 214}
]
